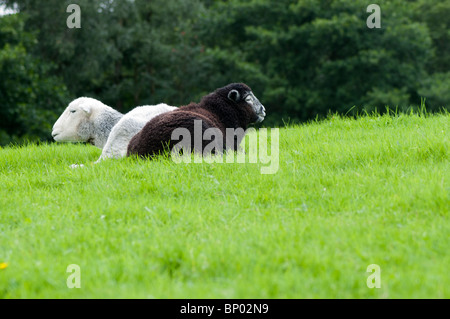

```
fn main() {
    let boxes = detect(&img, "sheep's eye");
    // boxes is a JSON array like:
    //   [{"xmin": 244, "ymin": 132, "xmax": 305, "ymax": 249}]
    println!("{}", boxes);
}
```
[
  {"xmin": 245, "ymin": 96, "xmax": 253, "ymax": 103},
  {"xmin": 70, "ymin": 110, "xmax": 76, "ymax": 113}
]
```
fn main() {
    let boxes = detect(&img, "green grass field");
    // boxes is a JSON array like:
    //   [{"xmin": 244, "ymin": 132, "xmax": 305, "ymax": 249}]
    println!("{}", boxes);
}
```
[{"xmin": 0, "ymin": 112, "xmax": 448, "ymax": 298}]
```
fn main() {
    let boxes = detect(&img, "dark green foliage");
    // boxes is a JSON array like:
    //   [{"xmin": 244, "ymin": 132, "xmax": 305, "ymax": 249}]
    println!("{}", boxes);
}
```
[
  {"xmin": 0, "ymin": 0, "xmax": 448, "ymax": 145},
  {"xmin": 2, "ymin": 0, "xmax": 213, "ymax": 111},
  {"xmin": 0, "ymin": 13, "xmax": 69, "ymax": 145},
  {"xmin": 413, "ymin": 0, "xmax": 450, "ymax": 109},
  {"xmin": 200, "ymin": 0, "xmax": 438, "ymax": 123}
]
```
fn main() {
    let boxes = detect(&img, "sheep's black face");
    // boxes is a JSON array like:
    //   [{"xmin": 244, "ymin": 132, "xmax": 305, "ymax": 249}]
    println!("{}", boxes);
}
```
[
  {"xmin": 243, "ymin": 91, "xmax": 266, "ymax": 123},
  {"xmin": 224, "ymin": 83, "xmax": 266, "ymax": 124}
]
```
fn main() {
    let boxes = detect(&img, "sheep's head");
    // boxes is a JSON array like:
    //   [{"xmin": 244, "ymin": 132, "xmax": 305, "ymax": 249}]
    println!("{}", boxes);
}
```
[
  {"xmin": 220, "ymin": 83, "xmax": 266, "ymax": 124},
  {"xmin": 51, "ymin": 97, "xmax": 97, "ymax": 143}
]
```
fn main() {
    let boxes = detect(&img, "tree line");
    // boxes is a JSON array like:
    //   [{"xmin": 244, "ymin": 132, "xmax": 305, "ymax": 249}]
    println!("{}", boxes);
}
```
[{"xmin": 0, "ymin": 0, "xmax": 448, "ymax": 145}]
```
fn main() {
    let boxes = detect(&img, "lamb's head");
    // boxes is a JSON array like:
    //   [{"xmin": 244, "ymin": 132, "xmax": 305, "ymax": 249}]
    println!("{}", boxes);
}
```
[
  {"xmin": 217, "ymin": 83, "xmax": 266, "ymax": 124},
  {"xmin": 51, "ymin": 97, "xmax": 99, "ymax": 143}
]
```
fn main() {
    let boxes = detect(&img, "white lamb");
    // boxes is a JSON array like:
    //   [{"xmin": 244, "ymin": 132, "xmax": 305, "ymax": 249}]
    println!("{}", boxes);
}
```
[{"xmin": 51, "ymin": 97, "xmax": 176, "ymax": 166}]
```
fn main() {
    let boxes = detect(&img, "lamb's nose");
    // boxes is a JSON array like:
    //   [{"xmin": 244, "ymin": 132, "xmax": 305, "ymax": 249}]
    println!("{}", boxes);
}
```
[{"xmin": 260, "ymin": 106, "xmax": 266, "ymax": 116}]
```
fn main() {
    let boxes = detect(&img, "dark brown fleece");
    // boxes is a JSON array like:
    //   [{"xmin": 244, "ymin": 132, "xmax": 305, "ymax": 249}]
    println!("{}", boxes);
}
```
[{"xmin": 127, "ymin": 83, "xmax": 260, "ymax": 158}]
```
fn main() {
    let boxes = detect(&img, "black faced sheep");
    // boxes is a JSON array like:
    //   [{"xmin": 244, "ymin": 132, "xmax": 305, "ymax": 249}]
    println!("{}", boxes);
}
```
[
  {"xmin": 51, "ymin": 97, "xmax": 176, "ymax": 166},
  {"xmin": 126, "ymin": 83, "xmax": 266, "ymax": 158}
]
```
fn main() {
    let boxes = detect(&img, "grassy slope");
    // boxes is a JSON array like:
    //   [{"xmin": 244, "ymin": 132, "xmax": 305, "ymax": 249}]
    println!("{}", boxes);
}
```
[{"xmin": 0, "ymin": 113, "xmax": 448, "ymax": 298}]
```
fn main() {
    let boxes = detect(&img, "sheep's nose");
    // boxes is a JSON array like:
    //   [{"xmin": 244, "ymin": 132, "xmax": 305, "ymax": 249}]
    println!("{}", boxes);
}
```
[{"xmin": 260, "ymin": 105, "xmax": 266, "ymax": 116}]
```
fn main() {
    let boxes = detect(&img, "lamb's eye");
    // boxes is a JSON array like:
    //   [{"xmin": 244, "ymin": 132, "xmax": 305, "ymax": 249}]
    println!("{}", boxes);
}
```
[{"xmin": 70, "ymin": 110, "xmax": 76, "ymax": 113}]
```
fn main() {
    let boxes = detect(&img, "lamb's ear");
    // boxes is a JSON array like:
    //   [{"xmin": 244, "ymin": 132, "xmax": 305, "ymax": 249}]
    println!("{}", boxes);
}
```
[
  {"xmin": 228, "ymin": 89, "xmax": 240, "ymax": 102},
  {"xmin": 80, "ymin": 104, "xmax": 91, "ymax": 114}
]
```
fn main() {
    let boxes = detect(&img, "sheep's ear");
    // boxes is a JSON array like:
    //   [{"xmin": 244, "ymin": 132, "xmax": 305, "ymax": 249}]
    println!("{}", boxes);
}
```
[
  {"xmin": 80, "ymin": 104, "xmax": 91, "ymax": 114},
  {"xmin": 228, "ymin": 90, "xmax": 240, "ymax": 102}
]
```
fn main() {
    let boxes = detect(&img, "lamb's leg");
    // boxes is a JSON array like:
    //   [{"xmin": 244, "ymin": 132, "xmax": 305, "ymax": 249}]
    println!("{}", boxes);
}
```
[
  {"xmin": 70, "ymin": 163, "xmax": 85, "ymax": 168},
  {"xmin": 95, "ymin": 119, "xmax": 142, "ymax": 163},
  {"xmin": 70, "ymin": 118, "xmax": 143, "ymax": 167},
  {"xmin": 69, "ymin": 139, "xmax": 112, "ymax": 168}
]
